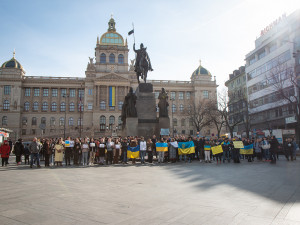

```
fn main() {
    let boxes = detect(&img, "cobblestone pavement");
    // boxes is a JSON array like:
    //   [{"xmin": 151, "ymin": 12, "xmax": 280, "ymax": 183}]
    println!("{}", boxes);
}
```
[{"xmin": 0, "ymin": 155, "xmax": 300, "ymax": 225}]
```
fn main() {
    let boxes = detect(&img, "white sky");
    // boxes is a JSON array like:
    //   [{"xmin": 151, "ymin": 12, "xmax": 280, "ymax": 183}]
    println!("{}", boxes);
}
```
[{"xmin": 0, "ymin": 0, "xmax": 299, "ymax": 91}]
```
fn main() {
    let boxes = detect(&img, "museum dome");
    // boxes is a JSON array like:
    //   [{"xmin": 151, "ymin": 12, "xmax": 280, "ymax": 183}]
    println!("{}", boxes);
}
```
[
  {"xmin": 1, "ymin": 52, "xmax": 23, "ymax": 69},
  {"xmin": 100, "ymin": 17, "xmax": 124, "ymax": 46},
  {"xmin": 191, "ymin": 61, "xmax": 211, "ymax": 78}
]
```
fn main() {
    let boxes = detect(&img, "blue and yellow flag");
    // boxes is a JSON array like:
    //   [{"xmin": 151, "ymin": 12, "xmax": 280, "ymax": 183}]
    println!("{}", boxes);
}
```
[
  {"xmin": 156, "ymin": 143, "xmax": 168, "ymax": 152},
  {"xmin": 127, "ymin": 145, "xmax": 140, "ymax": 158},
  {"xmin": 240, "ymin": 144, "xmax": 253, "ymax": 155},
  {"xmin": 109, "ymin": 86, "xmax": 115, "ymax": 107},
  {"xmin": 204, "ymin": 145, "xmax": 211, "ymax": 151},
  {"xmin": 178, "ymin": 141, "xmax": 195, "ymax": 155}
]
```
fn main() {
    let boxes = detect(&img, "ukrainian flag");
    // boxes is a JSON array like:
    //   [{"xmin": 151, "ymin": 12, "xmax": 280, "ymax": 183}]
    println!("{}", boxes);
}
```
[
  {"xmin": 178, "ymin": 141, "xmax": 195, "ymax": 155},
  {"xmin": 156, "ymin": 143, "xmax": 168, "ymax": 152},
  {"xmin": 127, "ymin": 145, "xmax": 140, "ymax": 158},
  {"xmin": 204, "ymin": 145, "xmax": 211, "ymax": 151},
  {"xmin": 240, "ymin": 144, "xmax": 253, "ymax": 155},
  {"xmin": 109, "ymin": 86, "xmax": 116, "ymax": 107}
]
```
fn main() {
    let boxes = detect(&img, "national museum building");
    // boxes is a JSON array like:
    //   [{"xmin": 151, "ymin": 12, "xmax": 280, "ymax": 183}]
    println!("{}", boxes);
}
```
[{"xmin": 0, "ymin": 17, "xmax": 218, "ymax": 140}]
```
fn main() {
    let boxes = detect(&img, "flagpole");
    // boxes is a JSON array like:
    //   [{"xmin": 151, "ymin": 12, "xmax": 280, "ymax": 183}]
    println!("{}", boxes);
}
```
[{"xmin": 132, "ymin": 23, "xmax": 135, "ymax": 44}]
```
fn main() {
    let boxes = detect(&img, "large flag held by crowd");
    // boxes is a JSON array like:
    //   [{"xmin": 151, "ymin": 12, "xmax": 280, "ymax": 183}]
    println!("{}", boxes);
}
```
[
  {"xmin": 178, "ymin": 141, "xmax": 195, "ymax": 155},
  {"xmin": 156, "ymin": 143, "xmax": 168, "ymax": 152},
  {"xmin": 240, "ymin": 144, "xmax": 254, "ymax": 155},
  {"xmin": 127, "ymin": 145, "xmax": 140, "ymax": 158}
]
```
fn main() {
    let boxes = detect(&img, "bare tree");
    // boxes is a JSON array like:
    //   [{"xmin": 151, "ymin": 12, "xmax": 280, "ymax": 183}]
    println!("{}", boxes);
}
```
[
  {"xmin": 184, "ymin": 99, "xmax": 212, "ymax": 134},
  {"xmin": 266, "ymin": 61, "xmax": 300, "ymax": 141},
  {"xmin": 206, "ymin": 100, "xmax": 225, "ymax": 137}
]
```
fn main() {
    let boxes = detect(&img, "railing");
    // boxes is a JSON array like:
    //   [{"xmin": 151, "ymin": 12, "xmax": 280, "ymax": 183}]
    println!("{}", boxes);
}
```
[{"xmin": 25, "ymin": 76, "xmax": 85, "ymax": 81}]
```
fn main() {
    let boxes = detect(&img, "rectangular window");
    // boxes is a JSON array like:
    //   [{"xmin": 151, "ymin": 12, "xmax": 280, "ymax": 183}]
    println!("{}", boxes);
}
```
[
  {"xmin": 61, "ymin": 89, "xmax": 67, "ymax": 97},
  {"xmin": 70, "ymin": 89, "xmax": 75, "ymax": 97},
  {"xmin": 182, "ymin": 130, "xmax": 185, "ymax": 135},
  {"xmin": 170, "ymin": 92, "xmax": 176, "ymax": 99},
  {"xmin": 190, "ymin": 130, "xmax": 194, "ymax": 135},
  {"xmin": 109, "ymin": 106, "xmax": 115, "ymax": 111},
  {"xmin": 186, "ymin": 92, "xmax": 191, "ymax": 99},
  {"xmin": 33, "ymin": 88, "xmax": 40, "ymax": 97},
  {"xmin": 78, "ymin": 89, "xmax": 84, "ymax": 98},
  {"xmin": 43, "ymin": 88, "xmax": 49, "ymax": 97},
  {"xmin": 258, "ymin": 50, "xmax": 265, "ymax": 60},
  {"xmin": 249, "ymin": 56, "xmax": 256, "ymax": 65},
  {"xmin": 178, "ymin": 92, "xmax": 184, "ymax": 100},
  {"xmin": 25, "ymin": 88, "xmax": 31, "ymax": 97},
  {"xmin": 4, "ymin": 85, "xmax": 11, "ymax": 95},
  {"xmin": 88, "ymin": 89, "xmax": 93, "ymax": 95},
  {"xmin": 31, "ymin": 129, "xmax": 36, "ymax": 135},
  {"xmin": 203, "ymin": 90, "xmax": 209, "ymax": 99},
  {"xmin": 22, "ymin": 129, "xmax": 26, "ymax": 135},
  {"xmin": 52, "ymin": 89, "xmax": 58, "ymax": 97},
  {"xmin": 88, "ymin": 103, "xmax": 93, "ymax": 110}
]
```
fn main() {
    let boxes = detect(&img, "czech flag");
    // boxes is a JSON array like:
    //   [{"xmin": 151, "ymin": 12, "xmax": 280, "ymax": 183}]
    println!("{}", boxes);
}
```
[
  {"xmin": 156, "ymin": 143, "xmax": 168, "ymax": 152},
  {"xmin": 127, "ymin": 145, "xmax": 140, "ymax": 158},
  {"xmin": 178, "ymin": 141, "xmax": 195, "ymax": 155}
]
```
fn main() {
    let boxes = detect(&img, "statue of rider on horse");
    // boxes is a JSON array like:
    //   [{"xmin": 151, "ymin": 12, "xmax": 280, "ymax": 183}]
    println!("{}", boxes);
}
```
[{"xmin": 133, "ymin": 43, "xmax": 153, "ymax": 83}]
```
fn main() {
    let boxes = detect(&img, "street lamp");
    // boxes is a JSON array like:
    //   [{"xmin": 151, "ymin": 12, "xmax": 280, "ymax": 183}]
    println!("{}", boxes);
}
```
[
  {"xmin": 63, "ymin": 94, "xmax": 69, "ymax": 139},
  {"xmin": 170, "ymin": 97, "xmax": 175, "ymax": 137}
]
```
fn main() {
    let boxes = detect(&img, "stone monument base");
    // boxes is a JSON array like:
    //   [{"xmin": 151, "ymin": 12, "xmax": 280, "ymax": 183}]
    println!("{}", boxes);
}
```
[
  {"xmin": 159, "ymin": 117, "xmax": 170, "ymax": 135},
  {"xmin": 125, "ymin": 118, "xmax": 138, "ymax": 137}
]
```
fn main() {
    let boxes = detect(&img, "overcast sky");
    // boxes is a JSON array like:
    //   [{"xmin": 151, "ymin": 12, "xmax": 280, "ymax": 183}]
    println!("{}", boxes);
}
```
[{"xmin": 0, "ymin": 0, "xmax": 299, "ymax": 91}]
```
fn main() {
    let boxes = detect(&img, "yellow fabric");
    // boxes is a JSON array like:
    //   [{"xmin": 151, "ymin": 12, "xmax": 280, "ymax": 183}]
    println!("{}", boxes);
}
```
[
  {"xmin": 156, "ymin": 147, "xmax": 168, "ymax": 152},
  {"xmin": 233, "ymin": 141, "xmax": 244, "ymax": 149},
  {"xmin": 211, "ymin": 145, "xmax": 223, "ymax": 155},
  {"xmin": 127, "ymin": 151, "xmax": 139, "ymax": 159},
  {"xmin": 178, "ymin": 147, "xmax": 195, "ymax": 155},
  {"xmin": 240, "ymin": 149, "xmax": 253, "ymax": 155}
]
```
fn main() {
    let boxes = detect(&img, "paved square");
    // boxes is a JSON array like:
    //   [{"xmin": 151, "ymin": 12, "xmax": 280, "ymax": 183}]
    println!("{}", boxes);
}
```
[{"xmin": 1, "ymin": 156, "xmax": 300, "ymax": 225}]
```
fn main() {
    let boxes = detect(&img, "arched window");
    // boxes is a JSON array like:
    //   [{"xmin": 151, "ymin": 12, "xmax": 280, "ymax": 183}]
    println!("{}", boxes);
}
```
[
  {"xmin": 109, "ymin": 116, "xmax": 115, "ymax": 124},
  {"xmin": 109, "ymin": 115, "xmax": 115, "ymax": 130},
  {"xmin": 181, "ymin": 118, "xmax": 185, "ymax": 127},
  {"xmin": 100, "ymin": 115, "xmax": 106, "ymax": 131},
  {"xmin": 172, "ymin": 104, "xmax": 176, "ymax": 113},
  {"xmin": 69, "ymin": 117, "xmax": 74, "ymax": 126},
  {"xmin": 69, "ymin": 102, "xmax": 75, "ymax": 112},
  {"xmin": 100, "ymin": 53, "xmax": 106, "ymax": 64},
  {"xmin": 22, "ymin": 117, "xmax": 27, "ymax": 125},
  {"xmin": 59, "ymin": 117, "xmax": 65, "ymax": 126},
  {"xmin": 100, "ymin": 101, "xmax": 106, "ymax": 110},
  {"xmin": 24, "ymin": 102, "xmax": 30, "ymax": 111},
  {"xmin": 118, "ymin": 116, "xmax": 122, "ymax": 129},
  {"xmin": 60, "ymin": 102, "xmax": 66, "ymax": 112},
  {"xmin": 2, "ymin": 116, "xmax": 8, "ymax": 126},
  {"xmin": 109, "ymin": 53, "xmax": 115, "ymax": 63},
  {"xmin": 78, "ymin": 118, "xmax": 83, "ymax": 126},
  {"xmin": 118, "ymin": 54, "xmax": 124, "ymax": 64},
  {"xmin": 41, "ymin": 117, "xmax": 46, "ymax": 125},
  {"xmin": 51, "ymin": 102, "xmax": 57, "ymax": 112},
  {"xmin": 33, "ymin": 102, "xmax": 39, "ymax": 111},
  {"xmin": 172, "ymin": 118, "xmax": 177, "ymax": 127},
  {"xmin": 118, "ymin": 101, "xmax": 123, "ymax": 110},
  {"xmin": 179, "ymin": 104, "xmax": 184, "ymax": 112},
  {"xmin": 32, "ymin": 117, "xmax": 37, "ymax": 125},
  {"xmin": 42, "ymin": 102, "xmax": 48, "ymax": 111},
  {"xmin": 50, "ymin": 117, "xmax": 55, "ymax": 126},
  {"xmin": 3, "ymin": 100, "xmax": 10, "ymax": 110}
]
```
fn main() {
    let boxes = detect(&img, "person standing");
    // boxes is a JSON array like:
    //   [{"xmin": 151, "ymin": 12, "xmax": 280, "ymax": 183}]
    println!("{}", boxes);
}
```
[
  {"xmin": 73, "ymin": 138, "xmax": 81, "ymax": 166},
  {"xmin": 106, "ymin": 138, "xmax": 114, "ymax": 165},
  {"xmin": 113, "ymin": 138, "xmax": 121, "ymax": 164},
  {"xmin": 139, "ymin": 137, "xmax": 147, "ymax": 164},
  {"xmin": 54, "ymin": 138, "xmax": 64, "ymax": 166},
  {"xmin": 14, "ymin": 139, "xmax": 24, "ymax": 165},
  {"xmin": 98, "ymin": 138, "xmax": 106, "ymax": 165},
  {"xmin": 146, "ymin": 138, "xmax": 154, "ymax": 163},
  {"xmin": 29, "ymin": 137, "xmax": 41, "ymax": 168},
  {"xmin": 81, "ymin": 138, "xmax": 90, "ymax": 167},
  {"xmin": 129, "ymin": 138, "xmax": 138, "ymax": 164},
  {"xmin": 24, "ymin": 143, "xmax": 30, "ymax": 165},
  {"xmin": 0, "ymin": 140, "xmax": 10, "ymax": 166},
  {"xmin": 261, "ymin": 137, "xmax": 270, "ymax": 162},
  {"xmin": 254, "ymin": 138, "xmax": 262, "ymax": 161},
  {"xmin": 64, "ymin": 137, "xmax": 72, "ymax": 166},
  {"xmin": 44, "ymin": 139, "xmax": 52, "ymax": 167},
  {"xmin": 269, "ymin": 136, "xmax": 279, "ymax": 164},
  {"xmin": 169, "ymin": 138, "xmax": 178, "ymax": 163},
  {"xmin": 284, "ymin": 138, "xmax": 294, "ymax": 161},
  {"xmin": 121, "ymin": 138, "xmax": 128, "ymax": 164},
  {"xmin": 89, "ymin": 138, "xmax": 96, "ymax": 166},
  {"xmin": 222, "ymin": 138, "xmax": 230, "ymax": 163}
]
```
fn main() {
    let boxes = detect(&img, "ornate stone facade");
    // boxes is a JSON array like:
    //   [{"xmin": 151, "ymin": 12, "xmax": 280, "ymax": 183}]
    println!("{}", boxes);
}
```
[{"xmin": 0, "ymin": 17, "xmax": 218, "ymax": 140}]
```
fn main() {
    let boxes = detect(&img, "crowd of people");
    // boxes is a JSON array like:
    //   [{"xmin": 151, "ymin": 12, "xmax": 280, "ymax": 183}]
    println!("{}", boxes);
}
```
[{"xmin": 0, "ymin": 135, "xmax": 298, "ymax": 168}]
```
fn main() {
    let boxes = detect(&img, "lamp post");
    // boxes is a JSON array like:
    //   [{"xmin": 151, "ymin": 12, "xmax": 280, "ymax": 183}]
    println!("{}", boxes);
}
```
[
  {"xmin": 171, "ymin": 97, "xmax": 175, "ymax": 137},
  {"xmin": 63, "ymin": 94, "xmax": 69, "ymax": 139}
]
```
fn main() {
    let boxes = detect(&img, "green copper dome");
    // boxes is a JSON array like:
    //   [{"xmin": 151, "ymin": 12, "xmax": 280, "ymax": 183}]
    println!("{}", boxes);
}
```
[
  {"xmin": 1, "ymin": 57, "xmax": 23, "ymax": 69},
  {"xmin": 191, "ymin": 63, "xmax": 211, "ymax": 77}
]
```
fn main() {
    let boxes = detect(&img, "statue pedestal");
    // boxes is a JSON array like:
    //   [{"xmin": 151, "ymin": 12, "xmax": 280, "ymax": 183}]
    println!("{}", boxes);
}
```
[
  {"xmin": 159, "ymin": 117, "xmax": 170, "ymax": 135},
  {"xmin": 125, "ymin": 118, "xmax": 138, "ymax": 137}
]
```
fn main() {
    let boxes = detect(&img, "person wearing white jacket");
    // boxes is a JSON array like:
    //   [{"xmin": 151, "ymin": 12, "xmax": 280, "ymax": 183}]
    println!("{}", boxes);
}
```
[{"xmin": 139, "ymin": 137, "xmax": 147, "ymax": 164}]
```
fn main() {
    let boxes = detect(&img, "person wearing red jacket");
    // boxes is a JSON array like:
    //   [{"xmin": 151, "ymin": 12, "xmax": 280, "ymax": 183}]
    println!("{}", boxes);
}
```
[{"xmin": 0, "ymin": 140, "xmax": 11, "ymax": 166}]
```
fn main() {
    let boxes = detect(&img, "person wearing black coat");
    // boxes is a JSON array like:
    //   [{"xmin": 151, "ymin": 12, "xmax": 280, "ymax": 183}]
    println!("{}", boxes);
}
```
[
  {"xmin": 269, "ymin": 136, "xmax": 279, "ymax": 164},
  {"xmin": 284, "ymin": 138, "xmax": 294, "ymax": 161},
  {"xmin": 14, "ymin": 139, "xmax": 24, "ymax": 165}
]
